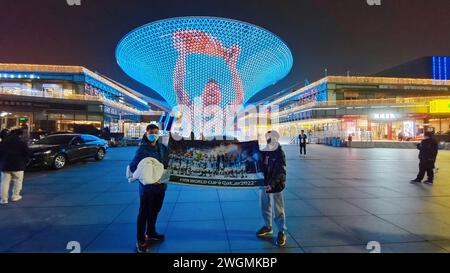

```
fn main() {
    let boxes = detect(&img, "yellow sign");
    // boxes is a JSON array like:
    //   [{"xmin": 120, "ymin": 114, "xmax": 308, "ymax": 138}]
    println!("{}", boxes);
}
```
[{"xmin": 430, "ymin": 100, "xmax": 450, "ymax": 114}]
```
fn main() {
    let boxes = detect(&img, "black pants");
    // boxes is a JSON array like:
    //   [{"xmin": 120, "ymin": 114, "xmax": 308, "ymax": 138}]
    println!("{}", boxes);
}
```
[
  {"xmin": 137, "ymin": 183, "xmax": 166, "ymax": 244},
  {"xmin": 299, "ymin": 144, "xmax": 306, "ymax": 155},
  {"xmin": 416, "ymin": 161, "xmax": 435, "ymax": 182}
]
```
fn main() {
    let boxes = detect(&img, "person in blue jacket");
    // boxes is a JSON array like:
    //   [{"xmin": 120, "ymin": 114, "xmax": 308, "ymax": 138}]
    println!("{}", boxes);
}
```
[{"xmin": 129, "ymin": 124, "xmax": 168, "ymax": 253}]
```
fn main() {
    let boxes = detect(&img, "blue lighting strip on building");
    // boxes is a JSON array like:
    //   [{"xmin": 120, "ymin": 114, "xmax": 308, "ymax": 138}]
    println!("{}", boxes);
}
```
[
  {"xmin": 444, "ymin": 57, "xmax": 448, "ymax": 84},
  {"xmin": 433, "ymin": 56, "xmax": 436, "ymax": 84}
]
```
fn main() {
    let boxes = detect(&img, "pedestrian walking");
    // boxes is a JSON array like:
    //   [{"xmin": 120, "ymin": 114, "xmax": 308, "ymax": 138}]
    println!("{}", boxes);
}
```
[
  {"xmin": 298, "ymin": 130, "xmax": 307, "ymax": 157},
  {"xmin": 411, "ymin": 131, "xmax": 438, "ymax": 185},
  {"xmin": 0, "ymin": 129, "xmax": 30, "ymax": 204}
]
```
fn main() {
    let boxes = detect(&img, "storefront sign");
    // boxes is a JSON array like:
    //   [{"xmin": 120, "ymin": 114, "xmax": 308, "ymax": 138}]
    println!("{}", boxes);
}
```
[
  {"xmin": 372, "ymin": 113, "xmax": 399, "ymax": 120},
  {"xmin": 430, "ymin": 99, "xmax": 450, "ymax": 114},
  {"xmin": 166, "ymin": 139, "xmax": 264, "ymax": 187}
]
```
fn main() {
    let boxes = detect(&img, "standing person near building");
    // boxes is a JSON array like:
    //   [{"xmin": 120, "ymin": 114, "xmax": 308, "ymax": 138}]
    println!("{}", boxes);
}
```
[
  {"xmin": 128, "ymin": 124, "xmax": 168, "ymax": 253},
  {"xmin": 348, "ymin": 134, "xmax": 353, "ymax": 147},
  {"xmin": 411, "ymin": 131, "xmax": 438, "ymax": 185},
  {"xmin": 298, "ymin": 130, "xmax": 308, "ymax": 157},
  {"xmin": 256, "ymin": 130, "xmax": 287, "ymax": 247},
  {"xmin": 0, "ymin": 129, "xmax": 30, "ymax": 204}
]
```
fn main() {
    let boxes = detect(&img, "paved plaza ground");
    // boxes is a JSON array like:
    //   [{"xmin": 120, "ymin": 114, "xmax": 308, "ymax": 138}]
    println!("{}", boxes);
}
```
[{"xmin": 1, "ymin": 144, "xmax": 450, "ymax": 253}]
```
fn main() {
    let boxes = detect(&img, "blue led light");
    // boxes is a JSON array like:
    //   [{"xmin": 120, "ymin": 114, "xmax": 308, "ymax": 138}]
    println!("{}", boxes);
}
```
[
  {"xmin": 433, "ymin": 56, "xmax": 436, "ymax": 83},
  {"xmin": 116, "ymin": 17, "xmax": 293, "ymax": 108}
]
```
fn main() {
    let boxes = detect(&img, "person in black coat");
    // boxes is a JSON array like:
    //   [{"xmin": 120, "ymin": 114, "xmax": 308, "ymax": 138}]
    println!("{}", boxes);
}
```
[
  {"xmin": 0, "ymin": 129, "xmax": 30, "ymax": 204},
  {"xmin": 411, "ymin": 131, "xmax": 438, "ymax": 184},
  {"xmin": 256, "ymin": 130, "xmax": 287, "ymax": 247},
  {"xmin": 298, "ymin": 130, "xmax": 307, "ymax": 156}
]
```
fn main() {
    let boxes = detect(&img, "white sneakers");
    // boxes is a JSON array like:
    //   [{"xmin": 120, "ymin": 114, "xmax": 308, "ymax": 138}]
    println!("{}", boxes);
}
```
[
  {"xmin": 0, "ymin": 195, "xmax": 23, "ymax": 205},
  {"xmin": 11, "ymin": 195, "xmax": 22, "ymax": 202}
]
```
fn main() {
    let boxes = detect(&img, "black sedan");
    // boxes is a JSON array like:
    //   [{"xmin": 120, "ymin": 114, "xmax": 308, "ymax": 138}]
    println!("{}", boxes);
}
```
[{"xmin": 28, "ymin": 134, "xmax": 108, "ymax": 170}]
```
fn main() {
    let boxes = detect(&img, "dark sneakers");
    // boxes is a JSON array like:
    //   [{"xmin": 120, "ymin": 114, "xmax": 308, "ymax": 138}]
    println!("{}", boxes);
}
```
[
  {"xmin": 410, "ymin": 179, "xmax": 421, "ymax": 183},
  {"xmin": 276, "ymin": 231, "xmax": 287, "ymax": 247},
  {"xmin": 147, "ymin": 233, "xmax": 165, "ymax": 241},
  {"xmin": 424, "ymin": 180, "xmax": 434, "ymax": 185},
  {"xmin": 136, "ymin": 242, "xmax": 148, "ymax": 253},
  {"xmin": 256, "ymin": 226, "xmax": 273, "ymax": 237}
]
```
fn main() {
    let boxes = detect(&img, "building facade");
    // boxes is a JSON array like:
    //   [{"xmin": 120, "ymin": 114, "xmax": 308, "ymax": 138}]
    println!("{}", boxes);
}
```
[
  {"xmin": 261, "ymin": 76, "xmax": 450, "ymax": 142},
  {"xmin": 0, "ymin": 64, "xmax": 167, "ymax": 138}
]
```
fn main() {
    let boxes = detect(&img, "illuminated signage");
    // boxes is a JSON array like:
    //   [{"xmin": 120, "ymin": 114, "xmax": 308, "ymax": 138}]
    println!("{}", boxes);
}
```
[
  {"xmin": 430, "ymin": 99, "xmax": 450, "ymax": 113},
  {"xmin": 372, "ymin": 113, "xmax": 399, "ymax": 120}
]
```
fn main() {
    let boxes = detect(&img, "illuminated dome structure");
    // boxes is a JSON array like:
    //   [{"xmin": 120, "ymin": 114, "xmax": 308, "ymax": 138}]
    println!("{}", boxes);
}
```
[{"xmin": 116, "ymin": 17, "xmax": 293, "ymax": 136}]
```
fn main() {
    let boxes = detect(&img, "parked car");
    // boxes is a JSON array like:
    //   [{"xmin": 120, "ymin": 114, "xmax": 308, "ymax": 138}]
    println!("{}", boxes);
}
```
[{"xmin": 28, "ymin": 134, "xmax": 108, "ymax": 170}]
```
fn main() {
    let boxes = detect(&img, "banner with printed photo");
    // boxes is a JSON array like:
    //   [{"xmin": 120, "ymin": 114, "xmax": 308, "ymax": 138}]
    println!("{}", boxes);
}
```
[{"xmin": 166, "ymin": 139, "xmax": 264, "ymax": 187}]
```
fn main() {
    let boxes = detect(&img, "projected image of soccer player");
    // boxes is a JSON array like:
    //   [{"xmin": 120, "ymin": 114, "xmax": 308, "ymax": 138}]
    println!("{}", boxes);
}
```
[{"xmin": 172, "ymin": 30, "xmax": 243, "ymax": 137}]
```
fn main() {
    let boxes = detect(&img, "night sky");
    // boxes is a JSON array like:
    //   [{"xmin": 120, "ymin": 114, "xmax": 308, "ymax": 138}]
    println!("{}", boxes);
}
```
[{"xmin": 1, "ymin": 0, "xmax": 450, "ymax": 104}]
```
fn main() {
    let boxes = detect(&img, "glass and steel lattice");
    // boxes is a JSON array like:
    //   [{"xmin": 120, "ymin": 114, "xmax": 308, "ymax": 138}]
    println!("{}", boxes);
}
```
[{"xmin": 116, "ymin": 17, "xmax": 293, "ymax": 136}]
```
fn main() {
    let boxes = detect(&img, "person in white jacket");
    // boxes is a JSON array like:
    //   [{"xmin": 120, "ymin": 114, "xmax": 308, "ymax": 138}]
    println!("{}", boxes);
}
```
[{"xmin": 128, "ymin": 124, "xmax": 168, "ymax": 253}]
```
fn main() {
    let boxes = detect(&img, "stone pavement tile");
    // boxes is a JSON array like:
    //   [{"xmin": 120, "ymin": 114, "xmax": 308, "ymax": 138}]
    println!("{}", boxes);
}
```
[
  {"xmin": 286, "ymin": 188, "xmax": 337, "ymax": 199},
  {"xmin": 0, "ymin": 226, "xmax": 48, "ymax": 252},
  {"xmin": 232, "ymin": 248, "xmax": 304, "ymax": 253},
  {"xmin": 378, "ymin": 214, "xmax": 450, "ymax": 241},
  {"xmin": 0, "ymin": 207, "xmax": 76, "ymax": 228},
  {"xmin": 303, "ymin": 245, "xmax": 369, "ymax": 253},
  {"xmin": 286, "ymin": 216, "xmax": 365, "ymax": 247},
  {"xmin": 303, "ymin": 199, "xmax": 370, "ymax": 216},
  {"xmin": 108, "ymin": 183, "xmax": 139, "ymax": 192},
  {"xmin": 330, "ymin": 215, "xmax": 423, "ymax": 243},
  {"xmin": 307, "ymin": 180, "xmax": 349, "ymax": 188},
  {"xmin": 2, "ymin": 193, "xmax": 60, "ymax": 208},
  {"xmin": 70, "ymin": 183, "xmax": 113, "ymax": 193},
  {"xmin": 24, "ymin": 183, "xmax": 84, "ymax": 194},
  {"xmin": 218, "ymin": 189, "xmax": 259, "ymax": 202},
  {"xmin": 430, "ymin": 240, "xmax": 450, "ymax": 252},
  {"xmin": 381, "ymin": 242, "xmax": 448, "ymax": 253},
  {"xmin": 381, "ymin": 197, "xmax": 450, "ymax": 214},
  {"xmin": 321, "ymin": 188, "xmax": 376, "ymax": 199},
  {"xmin": 423, "ymin": 197, "xmax": 450, "ymax": 208},
  {"xmin": 178, "ymin": 190, "xmax": 219, "ymax": 203},
  {"xmin": 284, "ymin": 199, "xmax": 323, "ymax": 217},
  {"xmin": 220, "ymin": 201, "xmax": 260, "ymax": 220},
  {"xmin": 85, "ymin": 222, "xmax": 167, "ymax": 253},
  {"xmin": 9, "ymin": 224, "xmax": 107, "ymax": 253},
  {"xmin": 171, "ymin": 202, "xmax": 222, "ymax": 222},
  {"xmin": 54, "ymin": 204, "xmax": 128, "ymax": 226},
  {"xmin": 356, "ymin": 187, "xmax": 408, "ymax": 198},
  {"xmin": 41, "ymin": 193, "xmax": 100, "ymax": 207},
  {"xmin": 345, "ymin": 198, "xmax": 419, "ymax": 215},
  {"xmin": 158, "ymin": 220, "xmax": 229, "ymax": 253},
  {"xmin": 113, "ymin": 202, "xmax": 175, "ymax": 224},
  {"xmin": 86, "ymin": 191, "xmax": 138, "ymax": 205},
  {"xmin": 224, "ymin": 218, "xmax": 299, "ymax": 251}
]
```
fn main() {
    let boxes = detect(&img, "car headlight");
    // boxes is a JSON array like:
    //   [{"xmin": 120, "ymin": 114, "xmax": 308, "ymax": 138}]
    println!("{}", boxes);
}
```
[{"xmin": 34, "ymin": 150, "xmax": 52, "ymax": 156}]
